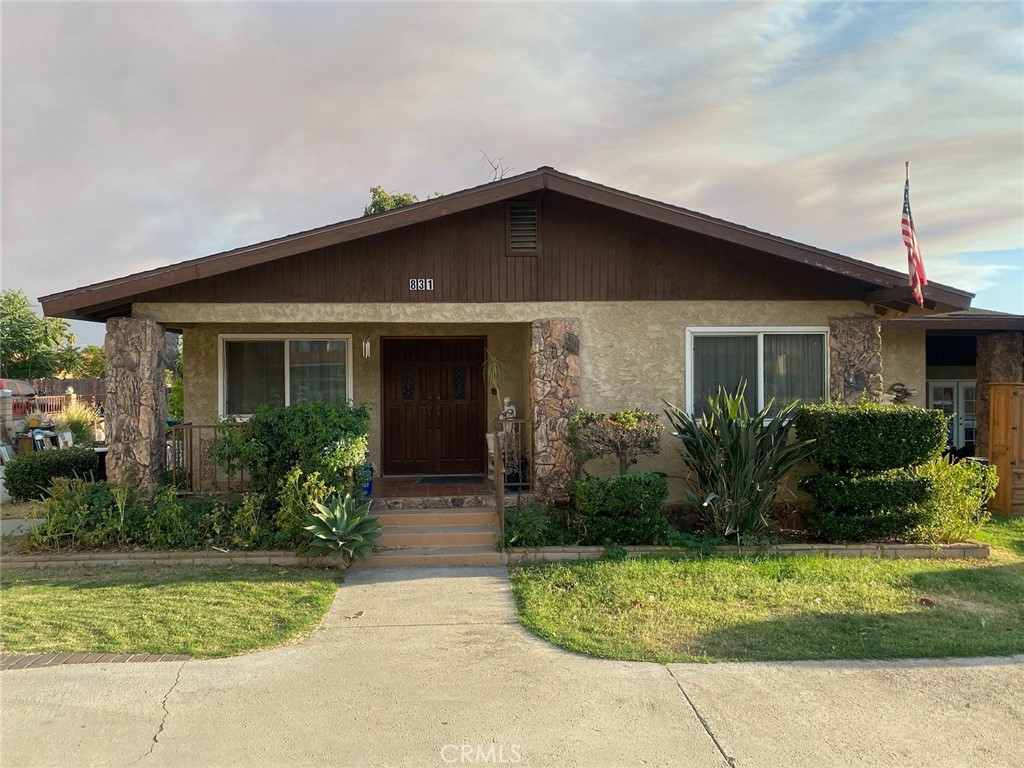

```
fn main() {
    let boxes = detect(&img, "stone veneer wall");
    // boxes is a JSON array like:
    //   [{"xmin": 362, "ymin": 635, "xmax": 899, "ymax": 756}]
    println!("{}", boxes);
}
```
[
  {"xmin": 530, "ymin": 319, "xmax": 581, "ymax": 500},
  {"xmin": 829, "ymin": 316, "xmax": 883, "ymax": 402},
  {"xmin": 105, "ymin": 318, "xmax": 167, "ymax": 490},
  {"xmin": 975, "ymin": 332, "xmax": 1024, "ymax": 458}
]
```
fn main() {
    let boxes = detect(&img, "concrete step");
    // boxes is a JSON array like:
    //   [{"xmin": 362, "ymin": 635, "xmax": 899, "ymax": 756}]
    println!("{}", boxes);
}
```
[
  {"xmin": 373, "ymin": 508, "xmax": 498, "ymax": 527},
  {"xmin": 378, "ymin": 525, "xmax": 498, "ymax": 548},
  {"xmin": 355, "ymin": 546, "xmax": 506, "ymax": 568},
  {"xmin": 370, "ymin": 495, "xmax": 498, "ymax": 511}
]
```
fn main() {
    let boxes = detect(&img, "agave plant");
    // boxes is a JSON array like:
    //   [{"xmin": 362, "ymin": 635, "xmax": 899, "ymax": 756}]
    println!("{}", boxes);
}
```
[
  {"xmin": 663, "ymin": 382, "xmax": 814, "ymax": 538},
  {"xmin": 304, "ymin": 493, "xmax": 381, "ymax": 564}
]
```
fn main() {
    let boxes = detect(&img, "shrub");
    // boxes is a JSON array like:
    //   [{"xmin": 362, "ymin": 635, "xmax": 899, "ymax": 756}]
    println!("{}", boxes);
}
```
[
  {"xmin": 210, "ymin": 400, "xmax": 371, "ymax": 497},
  {"xmin": 571, "ymin": 472, "xmax": 669, "ymax": 545},
  {"xmin": 567, "ymin": 408, "xmax": 663, "ymax": 475},
  {"xmin": 663, "ymin": 384, "xmax": 814, "ymax": 537},
  {"xmin": 54, "ymin": 400, "xmax": 101, "ymax": 446},
  {"xmin": 26, "ymin": 478, "xmax": 144, "ymax": 550},
  {"xmin": 797, "ymin": 400, "xmax": 948, "ymax": 543},
  {"xmin": 3, "ymin": 447, "xmax": 100, "ymax": 500},
  {"xmin": 274, "ymin": 467, "xmax": 331, "ymax": 546},
  {"xmin": 912, "ymin": 457, "xmax": 998, "ymax": 544},
  {"xmin": 804, "ymin": 508, "xmax": 928, "ymax": 543},
  {"xmin": 801, "ymin": 472, "xmax": 933, "ymax": 516},
  {"xmin": 501, "ymin": 503, "xmax": 569, "ymax": 548},
  {"xmin": 794, "ymin": 401, "xmax": 946, "ymax": 473}
]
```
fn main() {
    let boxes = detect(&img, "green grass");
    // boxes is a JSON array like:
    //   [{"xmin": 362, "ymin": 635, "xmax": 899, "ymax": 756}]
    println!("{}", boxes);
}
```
[
  {"xmin": 510, "ymin": 519, "xmax": 1024, "ymax": 663},
  {"xmin": 0, "ymin": 565, "xmax": 342, "ymax": 658}
]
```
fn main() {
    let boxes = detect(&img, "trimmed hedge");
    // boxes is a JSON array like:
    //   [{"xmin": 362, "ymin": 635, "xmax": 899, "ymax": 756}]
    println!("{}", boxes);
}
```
[
  {"xmin": 794, "ymin": 401, "xmax": 946, "ymax": 472},
  {"xmin": 801, "ymin": 472, "xmax": 933, "ymax": 516},
  {"xmin": 2, "ymin": 447, "xmax": 100, "ymax": 501},
  {"xmin": 804, "ymin": 508, "xmax": 928, "ymax": 543},
  {"xmin": 571, "ymin": 472, "xmax": 669, "ymax": 545}
]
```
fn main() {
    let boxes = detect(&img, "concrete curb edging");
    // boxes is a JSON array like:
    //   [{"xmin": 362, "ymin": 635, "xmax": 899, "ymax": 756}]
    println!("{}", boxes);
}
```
[
  {"xmin": 0, "ymin": 550, "xmax": 341, "ymax": 570},
  {"xmin": 506, "ymin": 541, "xmax": 990, "ymax": 564}
]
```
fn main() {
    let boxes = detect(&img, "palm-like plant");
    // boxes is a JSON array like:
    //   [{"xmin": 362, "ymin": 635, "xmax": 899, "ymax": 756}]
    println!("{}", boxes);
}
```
[
  {"xmin": 304, "ymin": 494, "xmax": 381, "ymax": 564},
  {"xmin": 663, "ymin": 382, "xmax": 814, "ymax": 538}
]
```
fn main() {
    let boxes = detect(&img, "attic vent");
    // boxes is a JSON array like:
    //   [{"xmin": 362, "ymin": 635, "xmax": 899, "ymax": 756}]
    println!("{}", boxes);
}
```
[{"xmin": 507, "ymin": 200, "xmax": 539, "ymax": 254}]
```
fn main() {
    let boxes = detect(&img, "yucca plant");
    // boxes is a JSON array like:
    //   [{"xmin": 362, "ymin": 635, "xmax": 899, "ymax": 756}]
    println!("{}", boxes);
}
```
[
  {"xmin": 663, "ymin": 382, "xmax": 814, "ymax": 537},
  {"xmin": 304, "ymin": 493, "xmax": 381, "ymax": 565}
]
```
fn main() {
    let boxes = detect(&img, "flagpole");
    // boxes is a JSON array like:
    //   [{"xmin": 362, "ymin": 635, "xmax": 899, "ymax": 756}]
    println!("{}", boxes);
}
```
[{"xmin": 905, "ymin": 160, "xmax": 909, "ymax": 181}]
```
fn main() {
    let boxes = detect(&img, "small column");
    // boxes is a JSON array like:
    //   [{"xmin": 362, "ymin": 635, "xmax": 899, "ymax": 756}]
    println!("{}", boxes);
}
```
[
  {"xmin": 530, "ymin": 318, "xmax": 581, "ymax": 500},
  {"xmin": 829, "ymin": 316, "xmax": 883, "ymax": 403},
  {"xmin": 975, "ymin": 332, "xmax": 1024, "ymax": 458},
  {"xmin": 105, "ymin": 317, "xmax": 168, "ymax": 490}
]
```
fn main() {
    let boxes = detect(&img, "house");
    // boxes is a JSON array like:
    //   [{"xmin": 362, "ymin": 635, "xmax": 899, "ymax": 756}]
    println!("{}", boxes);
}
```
[{"xmin": 40, "ymin": 167, "xmax": 1024, "ymax": 510}]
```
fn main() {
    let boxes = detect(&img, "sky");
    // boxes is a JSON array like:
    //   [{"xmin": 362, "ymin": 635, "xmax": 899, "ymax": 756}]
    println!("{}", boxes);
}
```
[{"xmin": 3, "ymin": 2, "xmax": 1022, "ymax": 347}]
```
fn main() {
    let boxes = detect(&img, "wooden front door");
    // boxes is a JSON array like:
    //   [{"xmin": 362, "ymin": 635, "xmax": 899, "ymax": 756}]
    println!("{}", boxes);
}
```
[{"xmin": 382, "ymin": 338, "xmax": 487, "ymax": 475}]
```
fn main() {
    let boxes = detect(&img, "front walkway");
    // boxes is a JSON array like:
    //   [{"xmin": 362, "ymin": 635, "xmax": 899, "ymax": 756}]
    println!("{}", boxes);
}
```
[{"xmin": 2, "ymin": 568, "xmax": 1022, "ymax": 767}]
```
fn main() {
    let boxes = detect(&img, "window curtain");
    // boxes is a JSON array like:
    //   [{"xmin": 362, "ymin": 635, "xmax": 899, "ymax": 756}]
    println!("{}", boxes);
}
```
[
  {"xmin": 692, "ymin": 335, "xmax": 757, "ymax": 413},
  {"xmin": 225, "ymin": 341, "xmax": 285, "ymax": 415},
  {"xmin": 763, "ymin": 334, "xmax": 825, "ymax": 410},
  {"xmin": 289, "ymin": 340, "xmax": 347, "ymax": 404}
]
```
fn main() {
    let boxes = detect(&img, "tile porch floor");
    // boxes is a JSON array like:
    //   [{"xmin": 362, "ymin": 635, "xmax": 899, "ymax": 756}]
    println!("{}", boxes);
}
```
[{"xmin": 371, "ymin": 476, "xmax": 496, "ymax": 499}]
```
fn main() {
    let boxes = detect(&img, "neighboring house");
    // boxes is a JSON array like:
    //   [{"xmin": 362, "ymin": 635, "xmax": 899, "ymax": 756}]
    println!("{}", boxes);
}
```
[{"xmin": 40, "ymin": 167, "xmax": 1023, "ymax": 506}]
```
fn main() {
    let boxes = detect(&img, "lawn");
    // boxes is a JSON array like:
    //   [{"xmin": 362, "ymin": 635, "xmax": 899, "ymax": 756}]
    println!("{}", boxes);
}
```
[
  {"xmin": 510, "ymin": 518, "xmax": 1024, "ymax": 663},
  {"xmin": 0, "ymin": 565, "xmax": 342, "ymax": 658}
]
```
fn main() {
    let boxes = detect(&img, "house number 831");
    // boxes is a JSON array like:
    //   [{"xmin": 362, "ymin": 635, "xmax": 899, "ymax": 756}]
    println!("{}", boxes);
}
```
[{"xmin": 409, "ymin": 278, "xmax": 434, "ymax": 291}]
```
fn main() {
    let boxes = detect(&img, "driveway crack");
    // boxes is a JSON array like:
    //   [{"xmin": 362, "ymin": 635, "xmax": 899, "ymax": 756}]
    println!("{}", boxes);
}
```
[
  {"xmin": 665, "ymin": 665, "xmax": 737, "ymax": 768},
  {"xmin": 131, "ymin": 660, "xmax": 186, "ymax": 765}
]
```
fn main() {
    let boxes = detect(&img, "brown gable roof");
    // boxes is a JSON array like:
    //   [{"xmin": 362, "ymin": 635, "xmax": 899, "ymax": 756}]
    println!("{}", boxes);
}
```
[{"xmin": 40, "ymin": 166, "xmax": 973, "ymax": 320}]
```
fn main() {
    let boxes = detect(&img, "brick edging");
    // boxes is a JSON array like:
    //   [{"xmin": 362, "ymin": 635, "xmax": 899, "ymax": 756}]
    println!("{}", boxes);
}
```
[
  {"xmin": 1, "ymin": 653, "xmax": 190, "ymax": 671},
  {"xmin": 1, "ymin": 550, "xmax": 337, "ymax": 570},
  {"xmin": 507, "ymin": 541, "xmax": 990, "ymax": 563}
]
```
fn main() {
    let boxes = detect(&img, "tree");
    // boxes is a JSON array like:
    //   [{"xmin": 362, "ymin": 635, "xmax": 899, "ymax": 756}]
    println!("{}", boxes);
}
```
[
  {"xmin": 363, "ymin": 186, "xmax": 419, "ymax": 216},
  {"xmin": 75, "ymin": 345, "xmax": 106, "ymax": 378},
  {"xmin": 0, "ymin": 290, "xmax": 79, "ymax": 379},
  {"xmin": 479, "ymin": 150, "xmax": 513, "ymax": 180}
]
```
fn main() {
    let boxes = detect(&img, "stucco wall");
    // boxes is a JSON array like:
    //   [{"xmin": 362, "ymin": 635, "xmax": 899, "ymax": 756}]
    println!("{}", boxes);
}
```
[
  {"xmin": 182, "ymin": 321, "xmax": 529, "ymax": 470},
  {"xmin": 880, "ymin": 325, "xmax": 926, "ymax": 407},
  {"xmin": 158, "ymin": 299, "xmax": 882, "ymax": 498}
]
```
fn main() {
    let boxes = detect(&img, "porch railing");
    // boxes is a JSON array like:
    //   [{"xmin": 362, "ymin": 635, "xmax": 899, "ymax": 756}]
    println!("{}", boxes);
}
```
[
  {"xmin": 13, "ymin": 395, "xmax": 73, "ymax": 418},
  {"xmin": 493, "ymin": 418, "xmax": 532, "ymax": 532},
  {"xmin": 166, "ymin": 422, "xmax": 247, "ymax": 494}
]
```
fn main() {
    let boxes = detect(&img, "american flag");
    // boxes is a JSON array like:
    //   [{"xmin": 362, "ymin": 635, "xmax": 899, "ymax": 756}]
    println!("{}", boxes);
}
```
[{"xmin": 902, "ymin": 176, "xmax": 927, "ymax": 307}]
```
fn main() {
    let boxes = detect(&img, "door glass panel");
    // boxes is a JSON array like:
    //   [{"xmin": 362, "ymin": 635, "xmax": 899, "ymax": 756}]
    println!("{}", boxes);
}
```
[
  {"xmin": 453, "ymin": 367, "xmax": 467, "ymax": 400},
  {"xmin": 961, "ymin": 384, "xmax": 977, "ymax": 448},
  {"xmin": 401, "ymin": 369, "xmax": 416, "ymax": 401}
]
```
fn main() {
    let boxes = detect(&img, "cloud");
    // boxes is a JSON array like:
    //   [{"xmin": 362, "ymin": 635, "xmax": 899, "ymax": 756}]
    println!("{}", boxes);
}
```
[{"xmin": 2, "ymin": 1, "xmax": 1021, "ymax": 347}]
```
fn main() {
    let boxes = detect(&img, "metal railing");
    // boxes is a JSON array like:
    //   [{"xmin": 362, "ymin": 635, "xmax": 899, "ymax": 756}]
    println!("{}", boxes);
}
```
[
  {"xmin": 493, "ymin": 418, "xmax": 532, "ymax": 531},
  {"xmin": 166, "ymin": 423, "xmax": 247, "ymax": 494},
  {"xmin": 13, "ymin": 395, "xmax": 73, "ymax": 418}
]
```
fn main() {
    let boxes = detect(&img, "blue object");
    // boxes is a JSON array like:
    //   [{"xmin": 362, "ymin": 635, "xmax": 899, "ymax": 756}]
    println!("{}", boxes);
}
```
[{"xmin": 362, "ymin": 465, "xmax": 375, "ymax": 497}]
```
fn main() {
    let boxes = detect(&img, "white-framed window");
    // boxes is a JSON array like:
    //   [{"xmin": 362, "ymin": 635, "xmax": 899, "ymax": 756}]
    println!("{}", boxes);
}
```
[
  {"xmin": 218, "ymin": 334, "xmax": 353, "ymax": 417},
  {"xmin": 685, "ymin": 327, "xmax": 829, "ymax": 414}
]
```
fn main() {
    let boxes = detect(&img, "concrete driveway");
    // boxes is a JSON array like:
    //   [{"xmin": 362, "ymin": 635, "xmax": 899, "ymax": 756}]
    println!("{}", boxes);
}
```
[{"xmin": 2, "ymin": 566, "xmax": 1022, "ymax": 767}]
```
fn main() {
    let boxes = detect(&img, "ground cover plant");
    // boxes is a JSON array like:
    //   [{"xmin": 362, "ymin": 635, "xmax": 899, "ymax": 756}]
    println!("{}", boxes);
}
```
[
  {"xmin": 0, "ymin": 565, "xmax": 341, "ymax": 658},
  {"xmin": 510, "ymin": 517, "xmax": 1024, "ymax": 663}
]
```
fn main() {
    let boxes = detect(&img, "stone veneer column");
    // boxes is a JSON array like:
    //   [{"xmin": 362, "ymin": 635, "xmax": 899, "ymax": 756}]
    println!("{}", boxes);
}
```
[
  {"xmin": 829, "ymin": 317, "xmax": 883, "ymax": 402},
  {"xmin": 975, "ymin": 332, "xmax": 1024, "ymax": 458},
  {"xmin": 530, "ymin": 319, "xmax": 581, "ymax": 500},
  {"xmin": 105, "ymin": 318, "xmax": 168, "ymax": 490}
]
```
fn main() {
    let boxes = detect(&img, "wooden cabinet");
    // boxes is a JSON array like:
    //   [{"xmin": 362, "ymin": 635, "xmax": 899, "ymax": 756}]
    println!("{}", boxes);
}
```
[{"xmin": 989, "ymin": 383, "xmax": 1024, "ymax": 516}]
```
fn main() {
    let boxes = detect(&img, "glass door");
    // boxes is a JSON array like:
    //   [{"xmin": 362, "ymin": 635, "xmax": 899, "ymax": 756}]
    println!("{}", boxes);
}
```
[{"xmin": 927, "ymin": 380, "xmax": 977, "ymax": 451}]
